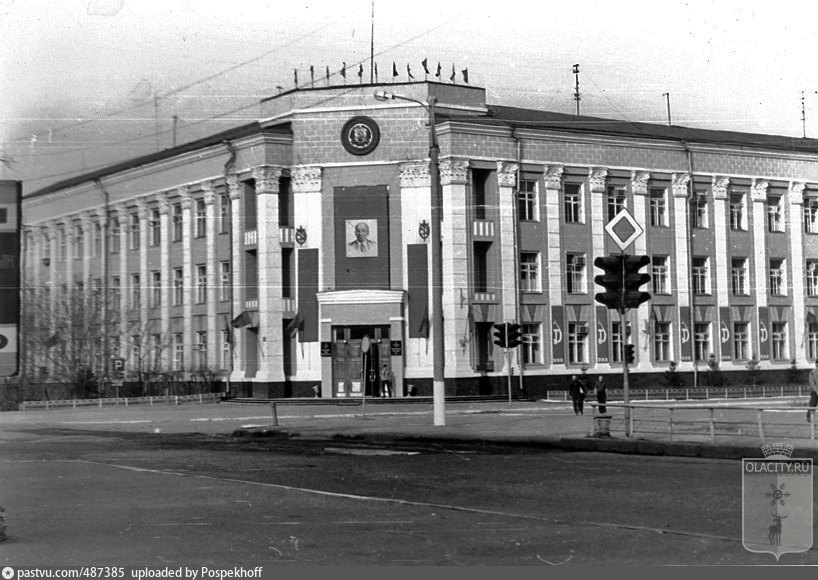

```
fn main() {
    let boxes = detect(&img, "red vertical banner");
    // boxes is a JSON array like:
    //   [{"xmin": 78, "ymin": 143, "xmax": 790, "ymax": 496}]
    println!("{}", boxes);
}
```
[
  {"xmin": 551, "ymin": 305, "xmax": 564, "ymax": 365},
  {"xmin": 595, "ymin": 306, "xmax": 609, "ymax": 364},
  {"xmin": 758, "ymin": 306, "xmax": 770, "ymax": 360},
  {"xmin": 719, "ymin": 307, "xmax": 732, "ymax": 361},
  {"xmin": 679, "ymin": 306, "xmax": 692, "ymax": 362},
  {"xmin": 0, "ymin": 181, "xmax": 21, "ymax": 377}
]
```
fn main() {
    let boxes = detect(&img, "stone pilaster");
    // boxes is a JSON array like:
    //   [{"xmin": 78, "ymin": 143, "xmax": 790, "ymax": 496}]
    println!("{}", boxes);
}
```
[
  {"xmin": 179, "ymin": 187, "xmax": 193, "ymax": 375},
  {"xmin": 790, "ymin": 181, "xmax": 807, "ymax": 365},
  {"xmin": 671, "ymin": 173, "xmax": 691, "ymax": 365},
  {"xmin": 203, "ymin": 183, "xmax": 218, "ymax": 372},
  {"xmin": 227, "ymin": 176, "xmax": 244, "ymax": 382},
  {"xmin": 254, "ymin": 166, "xmax": 284, "ymax": 382},
  {"xmin": 158, "ymin": 197, "xmax": 170, "ymax": 369},
  {"xmin": 711, "ymin": 177, "xmax": 730, "ymax": 363},
  {"xmin": 631, "ymin": 171, "xmax": 650, "ymax": 369}
]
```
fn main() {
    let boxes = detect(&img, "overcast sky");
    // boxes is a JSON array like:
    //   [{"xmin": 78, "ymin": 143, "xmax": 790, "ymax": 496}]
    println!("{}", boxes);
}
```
[{"xmin": 2, "ymin": 0, "xmax": 817, "ymax": 195}]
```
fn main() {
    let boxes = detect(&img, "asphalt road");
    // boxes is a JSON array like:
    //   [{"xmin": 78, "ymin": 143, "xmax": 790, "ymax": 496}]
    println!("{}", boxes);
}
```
[{"xmin": 1, "ymin": 408, "xmax": 816, "ymax": 567}]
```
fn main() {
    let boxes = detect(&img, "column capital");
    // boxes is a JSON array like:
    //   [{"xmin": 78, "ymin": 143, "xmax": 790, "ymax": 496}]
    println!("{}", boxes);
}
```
[
  {"xmin": 157, "ymin": 197, "xmax": 170, "ymax": 215},
  {"xmin": 751, "ymin": 178, "xmax": 769, "ymax": 203},
  {"xmin": 201, "ymin": 182, "xmax": 217, "ymax": 205},
  {"xmin": 789, "ymin": 181, "xmax": 806, "ymax": 206},
  {"xmin": 496, "ymin": 161, "xmax": 518, "ymax": 188},
  {"xmin": 253, "ymin": 166, "xmax": 283, "ymax": 194},
  {"xmin": 712, "ymin": 176, "xmax": 730, "ymax": 201},
  {"xmin": 226, "ymin": 175, "xmax": 241, "ymax": 201},
  {"xmin": 399, "ymin": 162, "xmax": 430, "ymax": 188},
  {"xmin": 292, "ymin": 166, "xmax": 322, "ymax": 193},
  {"xmin": 671, "ymin": 173, "xmax": 690, "ymax": 198},
  {"xmin": 439, "ymin": 158, "xmax": 469, "ymax": 186},
  {"xmin": 178, "ymin": 186, "xmax": 192, "ymax": 209},
  {"xmin": 134, "ymin": 199, "xmax": 150, "ymax": 218},
  {"xmin": 588, "ymin": 167, "xmax": 608, "ymax": 194},
  {"xmin": 544, "ymin": 165, "xmax": 564, "ymax": 190},
  {"xmin": 631, "ymin": 171, "xmax": 650, "ymax": 196}
]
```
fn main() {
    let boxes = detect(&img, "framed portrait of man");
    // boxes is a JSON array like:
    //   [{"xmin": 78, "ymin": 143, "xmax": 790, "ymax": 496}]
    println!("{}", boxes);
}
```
[{"xmin": 346, "ymin": 219, "xmax": 378, "ymax": 257}]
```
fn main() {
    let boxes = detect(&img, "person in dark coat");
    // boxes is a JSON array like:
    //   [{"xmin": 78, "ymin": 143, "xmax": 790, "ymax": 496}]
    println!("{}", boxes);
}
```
[
  {"xmin": 595, "ymin": 375, "xmax": 607, "ymax": 414},
  {"xmin": 569, "ymin": 375, "xmax": 586, "ymax": 415},
  {"xmin": 808, "ymin": 359, "xmax": 818, "ymax": 422}
]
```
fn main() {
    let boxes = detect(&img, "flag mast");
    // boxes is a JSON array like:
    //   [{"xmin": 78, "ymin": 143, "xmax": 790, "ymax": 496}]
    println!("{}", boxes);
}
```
[{"xmin": 370, "ymin": 0, "xmax": 375, "ymax": 83}]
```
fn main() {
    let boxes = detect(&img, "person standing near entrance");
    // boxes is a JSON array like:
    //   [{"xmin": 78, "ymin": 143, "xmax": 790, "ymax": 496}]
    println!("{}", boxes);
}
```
[
  {"xmin": 595, "ymin": 375, "xmax": 607, "ymax": 414},
  {"xmin": 807, "ymin": 359, "xmax": 818, "ymax": 422},
  {"xmin": 380, "ymin": 363, "xmax": 392, "ymax": 398},
  {"xmin": 569, "ymin": 375, "xmax": 585, "ymax": 415}
]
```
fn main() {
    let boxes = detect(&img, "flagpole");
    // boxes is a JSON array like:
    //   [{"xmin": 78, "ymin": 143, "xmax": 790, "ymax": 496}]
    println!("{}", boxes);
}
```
[{"xmin": 370, "ymin": 0, "xmax": 375, "ymax": 83}]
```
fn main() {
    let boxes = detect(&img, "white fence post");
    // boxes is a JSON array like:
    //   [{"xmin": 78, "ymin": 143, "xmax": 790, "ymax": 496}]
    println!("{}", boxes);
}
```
[
  {"xmin": 756, "ymin": 410, "xmax": 765, "ymax": 443},
  {"xmin": 708, "ymin": 408, "xmax": 715, "ymax": 444},
  {"xmin": 668, "ymin": 408, "xmax": 674, "ymax": 442}
]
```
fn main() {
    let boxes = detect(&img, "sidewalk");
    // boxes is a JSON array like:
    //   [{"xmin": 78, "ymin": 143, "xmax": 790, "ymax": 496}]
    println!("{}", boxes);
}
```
[{"xmin": 228, "ymin": 398, "xmax": 818, "ymax": 461}]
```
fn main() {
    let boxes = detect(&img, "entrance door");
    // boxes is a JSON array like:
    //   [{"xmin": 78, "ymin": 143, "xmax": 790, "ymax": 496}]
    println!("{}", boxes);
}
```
[{"xmin": 332, "ymin": 325, "xmax": 389, "ymax": 397}]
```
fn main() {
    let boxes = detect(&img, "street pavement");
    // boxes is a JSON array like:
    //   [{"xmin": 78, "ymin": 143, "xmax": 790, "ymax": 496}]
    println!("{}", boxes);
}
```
[{"xmin": 5, "ymin": 395, "xmax": 818, "ymax": 460}]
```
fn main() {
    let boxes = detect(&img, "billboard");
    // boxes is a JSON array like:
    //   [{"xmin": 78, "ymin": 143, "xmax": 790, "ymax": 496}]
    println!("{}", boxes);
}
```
[{"xmin": 0, "ymin": 181, "xmax": 21, "ymax": 377}]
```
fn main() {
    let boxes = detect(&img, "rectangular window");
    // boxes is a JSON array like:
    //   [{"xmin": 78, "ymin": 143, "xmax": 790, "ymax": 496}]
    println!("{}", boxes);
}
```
[
  {"xmin": 151, "ymin": 271, "xmax": 162, "ymax": 308},
  {"xmin": 769, "ymin": 259, "xmax": 786, "ymax": 296},
  {"xmin": 649, "ymin": 187, "xmax": 667, "ymax": 227},
  {"xmin": 694, "ymin": 322, "xmax": 710, "ymax": 362},
  {"xmin": 808, "ymin": 322, "xmax": 818, "ymax": 361},
  {"xmin": 771, "ymin": 322, "xmax": 788, "ymax": 360},
  {"xmin": 567, "ymin": 322, "xmax": 588, "ymax": 365},
  {"xmin": 652, "ymin": 256, "xmax": 669, "ymax": 294},
  {"xmin": 172, "ymin": 203, "xmax": 183, "ymax": 242},
  {"xmin": 519, "ymin": 252, "xmax": 540, "ymax": 292},
  {"xmin": 804, "ymin": 198, "xmax": 818, "ymax": 234},
  {"xmin": 58, "ymin": 229, "xmax": 67, "ymax": 262},
  {"xmin": 221, "ymin": 330, "xmax": 231, "ymax": 370},
  {"xmin": 691, "ymin": 193, "xmax": 708, "ymax": 228},
  {"xmin": 521, "ymin": 323, "xmax": 541, "ymax": 365},
  {"xmin": 729, "ymin": 193, "xmax": 747, "ymax": 231},
  {"xmin": 150, "ymin": 209, "xmax": 161, "ymax": 246},
  {"xmin": 563, "ymin": 183, "xmax": 583, "ymax": 223},
  {"xmin": 74, "ymin": 225, "xmax": 84, "ymax": 259},
  {"xmin": 606, "ymin": 186, "xmax": 626, "ymax": 221},
  {"xmin": 654, "ymin": 321, "xmax": 671, "ymax": 362},
  {"xmin": 611, "ymin": 322, "xmax": 631, "ymax": 363},
  {"xmin": 196, "ymin": 331, "xmax": 208, "ymax": 369},
  {"xmin": 93, "ymin": 222, "xmax": 102, "ymax": 256},
  {"xmin": 807, "ymin": 261, "xmax": 818, "ymax": 297},
  {"xmin": 130, "ymin": 274, "xmax": 141, "ymax": 308},
  {"xmin": 692, "ymin": 256, "xmax": 710, "ymax": 295},
  {"xmin": 219, "ymin": 194, "xmax": 231, "ymax": 234},
  {"xmin": 151, "ymin": 334, "xmax": 162, "ymax": 370},
  {"xmin": 130, "ymin": 335, "xmax": 141, "ymax": 370},
  {"xmin": 566, "ymin": 253, "xmax": 586, "ymax": 294},
  {"xmin": 111, "ymin": 276, "xmax": 121, "ymax": 311},
  {"xmin": 517, "ymin": 179, "xmax": 538, "ymax": 221},
  {"xmin": 110, "ymin": 217, "xmax": 120, "ymax": 253},
  {"xmin": 731, "ymin": 257, "xmax": 748, "ymax": 295},
  {"xmin": 130, "ymin": 214, "xmax": 141, "ymax": 250},
  {"xmin": 220, "ymin": 261, "xmax": 231, "ymax": 302},
  {"xmin": 733, "ymin": 322, "xmax": 750, "ymax": 361},
  {"xmin": 196, "ymin": 265, "xmax": 207, "ymax": 304},
  {"xmin": 767, "ymin": 196, "xmax": 784, "ymax": 232},
  {"xmin": 173, "ymin": 268, "xmax": 184, "ymax": 306},
  {"xmin": 195, "ymin": 199, "xmax": 206, "ymax": 238},
  {"xmin": 173, "ymin": 332, "xmax": 184, "ymax": 371}
]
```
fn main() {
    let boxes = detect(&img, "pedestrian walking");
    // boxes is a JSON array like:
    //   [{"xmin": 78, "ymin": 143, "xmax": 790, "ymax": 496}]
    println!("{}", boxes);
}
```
[
  {"xmin": 380, "ymin": 363, "xmax": 392, "ymax": 398},
  {"xmin": 595, "ymin": 375, "xmax": 607, "ymax": 414},
  {"xmin": 807, "ymin": 360, "xmax": 818, "ymax": 423},
  {"xmin": 569, "ymin": 375, "xmax": 586, "ymax": 415}
]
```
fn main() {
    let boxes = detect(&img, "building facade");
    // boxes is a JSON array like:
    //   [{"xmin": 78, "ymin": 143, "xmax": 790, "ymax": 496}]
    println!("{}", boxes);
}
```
[{"xmin": 21, "ymin": 81, "xmax": 818, "ymax": 398}]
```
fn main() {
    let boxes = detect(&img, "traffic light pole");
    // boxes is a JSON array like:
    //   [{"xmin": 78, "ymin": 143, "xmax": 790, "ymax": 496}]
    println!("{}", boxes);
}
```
[{"xmin": 618, "ymin": 307, "xmax": 631, "ymax": 438}]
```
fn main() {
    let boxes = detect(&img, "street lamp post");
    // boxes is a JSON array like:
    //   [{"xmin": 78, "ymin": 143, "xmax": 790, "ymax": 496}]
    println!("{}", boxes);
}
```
[{"xmin": 374, "ymin": 89, "xmax": 445, "ymax": 426}]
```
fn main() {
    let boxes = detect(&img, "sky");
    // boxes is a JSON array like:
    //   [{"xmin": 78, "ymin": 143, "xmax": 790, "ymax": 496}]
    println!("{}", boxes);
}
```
[{"xmin": 2, "ymin": 0, "xmax": 818, "ymax": 196}]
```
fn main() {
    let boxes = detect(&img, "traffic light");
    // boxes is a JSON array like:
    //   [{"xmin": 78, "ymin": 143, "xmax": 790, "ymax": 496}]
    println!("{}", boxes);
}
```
[
  {"xmin": 622, "ymin": 255, "xmax": 651, "ymax": 309},
  {"xmin": 624, "ymin": 344, "xmax": 635, "ymax": 365},
  {"xmin": 507, "ymin": 323, "xmax": 522, "ymax": 348},
  {"xmin": 594, "ymin": 255, "xmax": 625, "ymax": 311},
  {"xmin": 493, "ymin": 322, "xmax": 508, "ymax": 348}
]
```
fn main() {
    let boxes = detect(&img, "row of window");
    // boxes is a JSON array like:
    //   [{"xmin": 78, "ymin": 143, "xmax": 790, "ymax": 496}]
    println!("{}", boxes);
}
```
[
  {"xmin": 107, "ymin": 262, "xmax": 232, "ymax": 310},
  {"xmin": 520, "ymin": 251, "xmax": 809, "ymax": 297},
  {"xmin": 44, "ymin": 195, "xmax": 232, "ymax": 262},
  {"xmin": 516, "ymin": 320, "xmax": 808, "ymax": 366},
  {"xmin": 122, "ymin": 330, "xmax": 231, "ymax": 373},
  {"xmin": 516, "ymin": 179, "xmax": 818, "ymax": 233}
]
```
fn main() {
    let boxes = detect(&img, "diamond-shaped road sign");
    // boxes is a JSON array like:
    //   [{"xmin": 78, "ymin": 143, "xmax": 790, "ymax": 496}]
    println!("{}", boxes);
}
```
[{"xmin": 605, "ymin": 208, "xmax": 644, "ymax": 251}]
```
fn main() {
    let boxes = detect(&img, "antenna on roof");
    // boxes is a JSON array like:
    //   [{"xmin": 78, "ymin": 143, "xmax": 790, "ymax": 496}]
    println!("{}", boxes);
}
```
[
  {"xmin": 662, "ymin": 92, "xmax": 672, "ymax": 125},
  {"xmin": 572, "ymin": 64, "xmax": 581, "ymax": 116}
]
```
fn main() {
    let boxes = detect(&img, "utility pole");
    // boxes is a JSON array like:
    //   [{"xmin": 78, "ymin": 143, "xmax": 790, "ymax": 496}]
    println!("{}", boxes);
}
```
[
  {"xmin": 663, "ymin": 93, "xmax": 672, "ymax": 125},
  {"xmin": 573, "ymin": 64, "xmax": 581, "ymax": 116}
]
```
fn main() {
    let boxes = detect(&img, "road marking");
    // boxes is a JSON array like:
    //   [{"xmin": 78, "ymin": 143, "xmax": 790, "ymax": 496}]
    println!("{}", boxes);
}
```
[{"xmin": 66, "ymin": 458, "xmax": 740, "ymax": 545}]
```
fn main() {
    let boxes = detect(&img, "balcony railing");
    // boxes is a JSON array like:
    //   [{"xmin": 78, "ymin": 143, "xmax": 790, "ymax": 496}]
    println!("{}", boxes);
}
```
[
  {"xmin": 472, "ymin": 292, "xmax": 497, "ymax": 303},
  {"xmin": 280, "ymin": 227, "xmax": 294, "ymax": 245},
  {"xmin": 244, "ymin": 229, "xmax": 258, "ymax": 246},
  {"xmin": 472, "ymin": 220, "xmax": 495, "ymax": 239}
]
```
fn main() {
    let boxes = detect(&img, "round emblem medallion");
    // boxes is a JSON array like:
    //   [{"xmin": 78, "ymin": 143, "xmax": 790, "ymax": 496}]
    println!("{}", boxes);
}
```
[{"xmin": 341, "ymin": 116, "xmax": 380, "ymax": 156}]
